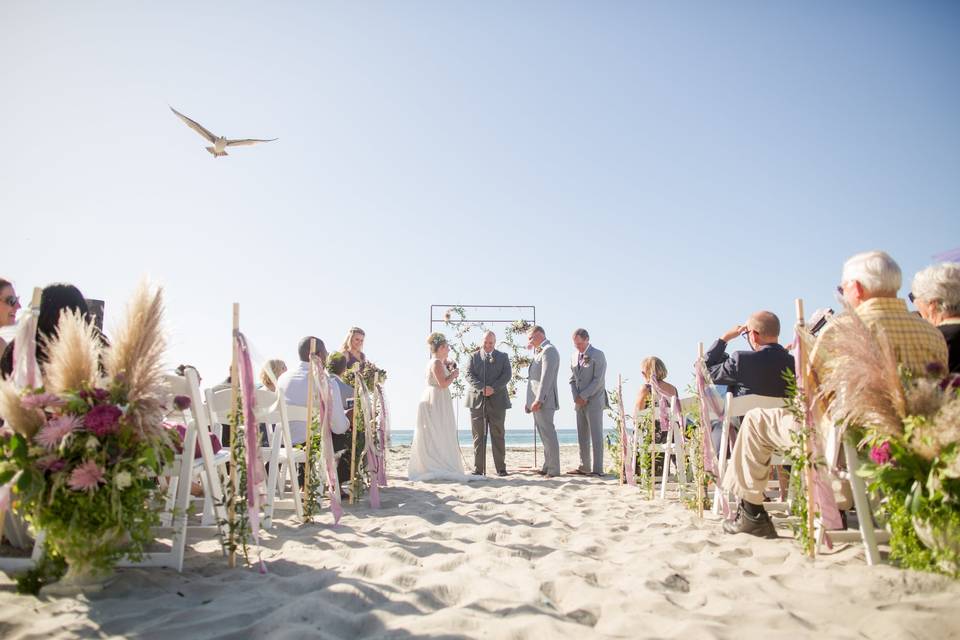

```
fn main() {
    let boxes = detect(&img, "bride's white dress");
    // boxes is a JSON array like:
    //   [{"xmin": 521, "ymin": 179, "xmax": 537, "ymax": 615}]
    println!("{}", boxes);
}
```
[{"xmin": 408, "ymin": 359, "xmax": 471, "ymax": 481}]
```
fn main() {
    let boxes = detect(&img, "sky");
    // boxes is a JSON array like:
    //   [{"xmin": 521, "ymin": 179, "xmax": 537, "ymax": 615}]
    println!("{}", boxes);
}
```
[{"xmin": 2, "ymin": 2, "xmax": 958, "ymax": 430}]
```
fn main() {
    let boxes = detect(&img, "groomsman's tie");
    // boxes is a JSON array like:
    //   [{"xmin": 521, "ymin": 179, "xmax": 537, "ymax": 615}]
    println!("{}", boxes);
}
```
[{"xmin": 578, "ymin": 352, "xmax": 584, "ymax": 369}]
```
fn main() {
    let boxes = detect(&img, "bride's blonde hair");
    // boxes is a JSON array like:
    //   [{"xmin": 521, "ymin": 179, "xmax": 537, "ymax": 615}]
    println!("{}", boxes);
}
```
[{"xmin": 427, "ymin": 332, "xmax": 447, "ymax": 354}]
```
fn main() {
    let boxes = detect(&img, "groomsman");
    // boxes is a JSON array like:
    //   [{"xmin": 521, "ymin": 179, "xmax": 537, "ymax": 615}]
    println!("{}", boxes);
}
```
[
  {"xmin": 465, "ymin": 331, "xmax": 512, "ymax": 476},
  {"xmin": 525, "ymin": 325, "xmax": 561, "ymax": 477},
  {"xmin": 568, "ymin": 328, "xmax": 607, "ymax": 476}
]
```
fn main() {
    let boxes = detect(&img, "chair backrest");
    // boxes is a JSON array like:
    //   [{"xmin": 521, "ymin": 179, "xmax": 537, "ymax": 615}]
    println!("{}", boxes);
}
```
[
  {"xmin": 678, "ymin": 396, "xmax": 698, "ymax": 413},
  {"xmin": 724, "ymin": 393, "xmax": 786, "ymax": 420},
  {"xmin": 204, "ymin": 387, "xmax": 235, "ymax": 426}
]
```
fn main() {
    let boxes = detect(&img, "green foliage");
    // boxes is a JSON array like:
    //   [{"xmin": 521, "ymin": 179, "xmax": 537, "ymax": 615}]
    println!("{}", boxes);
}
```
[
  {"xmin": 441, "ymin": 309, "xmax": 532, "ymax": 400},
  {"xmin": 15, "ymin": 551, "xmax": 67, "ymax": 595}
]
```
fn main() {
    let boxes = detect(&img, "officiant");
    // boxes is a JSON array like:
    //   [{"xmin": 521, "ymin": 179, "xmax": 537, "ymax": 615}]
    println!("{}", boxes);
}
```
[{"xmin": 465, "ymin": 330, "xmax": 512, "ymax": 476}]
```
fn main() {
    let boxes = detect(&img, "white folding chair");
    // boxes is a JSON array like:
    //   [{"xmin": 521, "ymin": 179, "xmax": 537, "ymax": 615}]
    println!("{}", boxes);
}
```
[
  {"xmin": 261, "ymin": 393, "xmax": 304, "ymax": 527},
  {"xmin": 711, "ymin": 393, "xmax": 786, "ymax": 515},
  {"xmin": 655, "ymin": 396, "xmax": 689, "ymax": 499}
]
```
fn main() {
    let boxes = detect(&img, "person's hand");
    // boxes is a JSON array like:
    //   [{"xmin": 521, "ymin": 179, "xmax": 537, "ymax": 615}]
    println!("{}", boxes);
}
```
[
  {"xmin": 575, "ymin": 396, "xmax": 588, "ymax": 408},
  {"xmin": 721, "ymin": 324, "xmax": 746, "ymax": 343},
  {"xmin": 531, "ymin": 400, "xmax": 543, "ymax": 412},
  {"xmin": 483, "ymin": 386, "xmax": 494, "ymax": 397}
]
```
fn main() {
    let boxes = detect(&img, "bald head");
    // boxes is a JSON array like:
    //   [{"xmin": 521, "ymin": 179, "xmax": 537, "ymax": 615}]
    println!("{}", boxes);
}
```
[{"xmin": 747, "ymin": 311, "xmax": 781, "ymax": 342}]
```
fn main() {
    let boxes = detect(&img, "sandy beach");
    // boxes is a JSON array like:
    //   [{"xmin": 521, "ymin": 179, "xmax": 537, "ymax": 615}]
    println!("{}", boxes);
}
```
[{"xmin": 1, "ymin": 444, "xmax": 959, "ymax": 639}]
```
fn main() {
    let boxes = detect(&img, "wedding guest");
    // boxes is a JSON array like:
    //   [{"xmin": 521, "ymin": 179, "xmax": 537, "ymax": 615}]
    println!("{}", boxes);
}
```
[
  {"xmin": 1, "ymin": 283, "xmax": 93, "ymax": 378},
  {"xmin": 0, "ymin": 278, "xmax": 21, "ymax": 356},
  {"xmin": 259, "ymin": 359, "xmax": 288, "ymax": 392},
  {"xmin": 911, "ymin": 262, "xmax": 960, "ymax": 373},
  {"xmin": 633, "ymin": 356, "xmax": 680, "ymax": 441},
  {"xmin": 705, "ymin": 311, "xmax": 794, "ymax": 398},
  {"xmin": 342, "ymin": 326, "xmax": 366, "ymax": 370},
  {"xmin": 327, "ymin": 351, "xmax": 356, "ymax": 486},
  {"xmin": 568, "ymin": 328, "xmax": 608, "ymax": 477},
  {"xmin": 465, "ymin": 331, "xmax": 512, "ymax": 476},
  {"xmin": 722, "ymin": 251, "xmax": 948, "ymax": 538},
  {"xmin": 276, "ymin": 337, "xmax": 349, "ymax": 446},
  {"xmin": 525, "ymin": 326, "xmax": 560, "ymax": 477}
]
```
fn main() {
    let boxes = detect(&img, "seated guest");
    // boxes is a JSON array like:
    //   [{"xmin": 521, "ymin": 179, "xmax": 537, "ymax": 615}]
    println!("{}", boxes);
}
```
[
  {"xmin": 0, "ymin": 278, "xmax": 21, "ymax": 356},
  {"xmin": 276, "ymin": 337, "xmax": 349, "ymax": 446},
  {"xmin": 911, "ymin": 262, "xmax": 960, "ymax": 373},
  {"xmin": 259, "ymin": 358, "xmax": 288, "ymax": 392},
  {"xmin": 342, "ymin": 326, "xmax": 366, "ymax": 370},
  {"xmin": 1, "ymin": 283, "xmax": 94, "ymax": 378},
  {"xmin": 722, "ymin": 251, "xmax": 949, "ymax": 537},
  {"xmin": 705, "ymin": 311, "xmax": 795, "ymax": 397},
  {"xmin": 326, "ymin": 351, "xmax": 356, "ymax": 485},
  {"xmin": 633, "ymin": 356, "xmax": 679, "ymax": 439}
]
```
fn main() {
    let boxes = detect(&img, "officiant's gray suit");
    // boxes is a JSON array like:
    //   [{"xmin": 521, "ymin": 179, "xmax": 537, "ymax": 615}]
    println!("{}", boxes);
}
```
[
  {"xmin": 465, "ymin": 349, "xmax": 512, "ymax": 475},
  {"xmin": 570, "ymin": 344, "xmax": 607, "ymax": 474},
  {"xmin": 526, "ymin": 339, "xmax": 561, "ymax": 476}
]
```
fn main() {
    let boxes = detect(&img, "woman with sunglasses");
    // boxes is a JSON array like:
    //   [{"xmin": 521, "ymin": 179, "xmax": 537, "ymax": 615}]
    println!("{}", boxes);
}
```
[{"xmin": 0, "ymin": 278, "xmax": 22, "ymax": 356}]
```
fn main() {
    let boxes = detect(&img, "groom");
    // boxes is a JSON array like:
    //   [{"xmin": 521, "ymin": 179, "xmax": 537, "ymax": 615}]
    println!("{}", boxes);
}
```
[
  {"xmin": 465, "ymin": 331, "xmax": 512, "ymax": 476},
  {"xmin": 525, "ymin": 325, "xmax": 561, "ymax": 477},
  {"xmin": 569, "ymin": 328, "xmax": 607, "ymax": 476}
]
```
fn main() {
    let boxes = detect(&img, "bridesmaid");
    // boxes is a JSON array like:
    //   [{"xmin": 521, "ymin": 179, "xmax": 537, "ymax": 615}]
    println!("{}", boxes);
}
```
[{"xmin": 342, "ymin": 326, "xmax": 367, "ymax": 370}]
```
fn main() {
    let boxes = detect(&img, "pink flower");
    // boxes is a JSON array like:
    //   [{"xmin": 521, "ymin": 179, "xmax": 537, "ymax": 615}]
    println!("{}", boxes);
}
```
[
  {"xmin": 68, "ymin": 459, "xmax": 105, "ymax": 491},
  {"xmin": 870, "ymin": 441, "xmax": 892, "ymax": 465},
  {"xmin": 83, "ymin": 404, "xmax": 123, "ymax": 437},
  {"xmin": 173, "ymin": 395, "xmax": 191, "ymax": 411},
  {"xmin": 34, "ymin": 415, "xmax": 81, "ymax": 449},
  {"xmin": 20, "ymin": 393, "xmax": 66, "ymax": 410}
]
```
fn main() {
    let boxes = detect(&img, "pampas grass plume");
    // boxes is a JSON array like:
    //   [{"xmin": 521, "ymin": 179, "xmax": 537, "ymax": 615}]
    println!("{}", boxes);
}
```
[{"xmin": 43, "ymin": 309, "xmax": 103, "ymax": 395}]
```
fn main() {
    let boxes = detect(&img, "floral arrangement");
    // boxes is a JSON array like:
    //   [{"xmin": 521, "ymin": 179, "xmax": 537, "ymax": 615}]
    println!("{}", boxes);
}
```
[
  {"xmin": 342, "ymin": 360, "xmax": 387, "ymax": 393},
  {"xmin": 0, "ymin": 284, "xmax": 178, "ymax": 590},
  {"xmin": 814, "ymin": 310, "xmax": 960, "ymax": 576}
]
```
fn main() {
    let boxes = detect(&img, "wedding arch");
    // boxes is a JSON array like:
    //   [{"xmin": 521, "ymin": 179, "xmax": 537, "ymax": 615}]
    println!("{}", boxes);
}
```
[{"xmin": 428, "ymin": 304, "xmax": 539, "ymax": 466}]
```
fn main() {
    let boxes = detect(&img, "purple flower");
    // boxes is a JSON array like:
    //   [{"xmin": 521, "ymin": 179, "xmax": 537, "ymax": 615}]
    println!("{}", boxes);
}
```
[
  {"xmin": 83, "ymin": 404, "xmax": 123, "ymax": 437},
  {"xmin": 34, "ymin": 415, "xmax": 81, "ymax": 449},
  {"xmin": 36, "ymin": 455, "xmax": 67, "ymax": 473},
  {"xmin": 926, "ymin": 362, "xmax": 946, "ymax": 377},
  {"xmin": 870, "ymin": 441, "xmax": 892, "ymax": 465},
  {"xmin": 173, "ymin": 395, "xmax": 191, "ymax": 412},
  {"xmin": 68, "ymin": 459, "xmax": 105, "ymax": 491},
  {"xmin": 20, "ymin": 393, "xmax": 66, "ymax": 410},
  {"xmin": 939, "ymin": 374, "xmax": 960, "ymax": 391},
  {"xmin": 79, "ymin": 388, "xmax": 111, "ymax": 404}
]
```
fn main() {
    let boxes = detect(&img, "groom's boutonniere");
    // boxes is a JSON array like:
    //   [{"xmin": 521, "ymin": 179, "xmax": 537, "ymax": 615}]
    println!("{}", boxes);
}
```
[
  {"xmin": 582, "ymin": 354, "xmax": 591, "ymax": 365},
  {"xmin": 486, "ymin": 353, "xmax": 494, "ymax": 364}
]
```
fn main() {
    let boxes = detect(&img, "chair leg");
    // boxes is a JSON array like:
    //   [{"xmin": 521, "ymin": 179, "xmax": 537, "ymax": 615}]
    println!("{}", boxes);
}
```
[{"xmin": 843, "ymin": 435, "xmax": 882, "ymax": 566}]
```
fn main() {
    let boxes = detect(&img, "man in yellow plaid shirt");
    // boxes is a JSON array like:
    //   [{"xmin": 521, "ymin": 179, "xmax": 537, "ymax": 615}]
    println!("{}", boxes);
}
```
[{"xmin": 722, "ymin": 250, "xmax": 948, "ymax": 538}]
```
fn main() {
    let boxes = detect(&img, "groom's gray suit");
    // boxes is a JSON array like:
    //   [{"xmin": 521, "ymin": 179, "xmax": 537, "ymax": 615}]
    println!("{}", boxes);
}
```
[
  {"xmin": 526, "ymin": 339, "xmax": 561, "ymax": 476},
  {"xmin": 570, "ymin": 344, "xmax": 607, "ymax": 474},
  {"xmin": 465, "ymin": 348, "xmax": 512, "ymax": 475}
]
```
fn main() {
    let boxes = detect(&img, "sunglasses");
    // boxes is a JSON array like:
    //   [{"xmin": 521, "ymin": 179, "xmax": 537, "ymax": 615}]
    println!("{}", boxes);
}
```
[{"xmin": 2, "ymin": 295, "xmax": 19, "ymax": 307}]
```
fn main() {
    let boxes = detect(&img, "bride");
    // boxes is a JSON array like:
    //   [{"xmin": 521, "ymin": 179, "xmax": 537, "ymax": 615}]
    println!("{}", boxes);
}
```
[{"xmin": 408, "ymin": 333, "xmax": 475, "ymax": 481}]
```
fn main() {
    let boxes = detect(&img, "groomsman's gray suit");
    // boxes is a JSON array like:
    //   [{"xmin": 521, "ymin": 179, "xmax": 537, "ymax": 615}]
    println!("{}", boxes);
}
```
[
  {"xmin": 526, "ymin": 339, "xmax": 561, "ymax": 476},
  {"xmin": 570, "ymin": 344, "xmax": 607, "ymax": 474},
  {"xmin": 465, "ymin": 349, "xmax": 512, "ymax": 475}
]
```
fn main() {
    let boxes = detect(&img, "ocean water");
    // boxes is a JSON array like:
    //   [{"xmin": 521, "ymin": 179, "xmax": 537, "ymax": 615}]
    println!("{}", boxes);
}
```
[{"xmin": 389, "ymin": 429, "xmax": 617, "ymax": 447}]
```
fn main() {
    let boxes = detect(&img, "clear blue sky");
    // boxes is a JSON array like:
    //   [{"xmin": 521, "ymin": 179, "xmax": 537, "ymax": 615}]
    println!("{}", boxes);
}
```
[{"xmin": 3, "ymin": 2, "xmax": 958, "ymax": 429}]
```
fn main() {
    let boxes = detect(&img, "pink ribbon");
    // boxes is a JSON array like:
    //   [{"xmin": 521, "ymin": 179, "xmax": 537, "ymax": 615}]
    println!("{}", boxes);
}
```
[
  {"xmin": 695, "ymin": 360, "xmax": 729, "ymax": 517},
  {"xmin": 792, "ymin": 336, "xmax": 844, "ymax": 531},
  {"xmin": 618, "ymin": 390, "xmax": 635, "ymax": 486},
  {"xmin": 310, "ymin": 359, "xmax": 342, "ymax": 524},
  {"xmin": 11, "ymin": 303, "xmax": 40, "ymax": 390},
  {"xmin": 649, "ymin": 376, "xmax": 685, "ymax": 446},
  {"xmin": 375, "ymin": 384, "xmax": 389, "ymax": 487},
  {"xmin": 235, "ymin": 332, "xmax": 266, "ymax": 573},
  {"xmin": 356, "ymin": 385, "xmax": 381, "ymax": 509}
]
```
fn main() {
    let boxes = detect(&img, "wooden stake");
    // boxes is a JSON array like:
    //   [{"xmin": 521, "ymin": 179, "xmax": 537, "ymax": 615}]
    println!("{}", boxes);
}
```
[
  {"xmin": 303, "ymin": 338, "xmax": 317, "ymax": 511},
  {"xmin": 228, "ymin": 303, "xmax": 239, "ymax": 568},
  {"xmin": 697, "ymin": 342, "xmax": 705, "ymax": 520},
  {"xmin": 349, "ymin": 383, "xmax": 360, "ymax": 504},
  {"xmin": 796, "ymin": 298, "xmax": 816, "ymax": 559},
  {"xmin": 617, "ymin": 375, "xmax": 625, "ymax": 486}
]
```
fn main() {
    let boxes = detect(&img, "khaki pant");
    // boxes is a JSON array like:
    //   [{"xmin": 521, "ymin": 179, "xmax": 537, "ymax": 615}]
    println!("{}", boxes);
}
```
[{"xmin": 721, "ymin": 408, "xmax": 797, "ymax": 506}]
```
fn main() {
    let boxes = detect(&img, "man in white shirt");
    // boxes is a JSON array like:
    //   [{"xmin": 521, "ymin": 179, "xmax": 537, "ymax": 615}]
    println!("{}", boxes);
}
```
[{"xmin": 276, "ymin": 336, "xmax": 349, "ymax": 445}]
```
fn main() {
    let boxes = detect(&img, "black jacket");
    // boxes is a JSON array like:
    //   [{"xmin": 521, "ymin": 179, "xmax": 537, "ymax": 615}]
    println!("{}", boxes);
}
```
[{"xmin": 705, "ymin": 339, "xmax": 795, "ymax": 397}]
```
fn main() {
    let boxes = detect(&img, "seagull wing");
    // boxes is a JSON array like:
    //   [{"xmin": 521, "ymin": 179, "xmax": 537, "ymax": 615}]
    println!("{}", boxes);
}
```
[
  {"xmin": 170, "ymin": 106, "xmax": 217, "ymax": 143},
  {"xmin": 225, "ymin": 138, "xmax": 278, "ymax": 147}
]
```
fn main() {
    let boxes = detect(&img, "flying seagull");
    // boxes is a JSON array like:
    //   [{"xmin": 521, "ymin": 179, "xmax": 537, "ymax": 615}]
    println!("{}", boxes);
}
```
[{"xmin": 169, "ymin": 106, "xmax": 277, "ymax": 158}]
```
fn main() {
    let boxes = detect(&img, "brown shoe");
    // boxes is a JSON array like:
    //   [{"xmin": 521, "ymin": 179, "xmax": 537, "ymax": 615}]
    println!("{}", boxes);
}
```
[{"xmin": 722, "ymin": 503, "xmax": 778, "ymax": 539}]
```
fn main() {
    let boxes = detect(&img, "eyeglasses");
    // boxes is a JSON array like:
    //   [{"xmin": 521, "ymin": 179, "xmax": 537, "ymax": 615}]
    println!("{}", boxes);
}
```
[
  {"xmin": 908, "ymin": 292, "xmax": 916, "ymax": 303},
  {"xmin": 836, "ymin": 285, "xmax": 844, "ymax": 296},
  {"xmin": 2, "ymin": 295, "xmax": 19, "ymax": 307}
]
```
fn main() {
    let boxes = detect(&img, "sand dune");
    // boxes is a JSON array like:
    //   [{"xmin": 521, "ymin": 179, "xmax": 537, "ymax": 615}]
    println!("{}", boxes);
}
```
[{"xmin": 1, "ymin": 445, "xmax": 958, "ymax": 639}]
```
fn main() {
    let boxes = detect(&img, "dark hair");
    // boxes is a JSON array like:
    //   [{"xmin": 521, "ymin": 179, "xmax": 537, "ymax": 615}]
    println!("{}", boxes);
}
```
[
  {"xmin": 327, "ymin": 351, "xmax": 348, "ymax": 376},
  {"xmin": 0, "ymin": 283, "xmax": 92, "ymax": 377},
  {"xmin": 573, "ymin": 328, "xmax": 589, "ymax": 340},
  {"xmin": 0, "ymin": 278, "xmax": 11, "ymax": 292},
  {"xmin": 297, "ymin": 336, "xmax": 326, "ymax": 363}
]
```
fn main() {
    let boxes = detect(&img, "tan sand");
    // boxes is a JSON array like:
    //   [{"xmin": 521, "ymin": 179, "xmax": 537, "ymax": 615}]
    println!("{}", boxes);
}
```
[{"xmin": 1, "ymin": 444, "xmax": 958, "ymax": 639}]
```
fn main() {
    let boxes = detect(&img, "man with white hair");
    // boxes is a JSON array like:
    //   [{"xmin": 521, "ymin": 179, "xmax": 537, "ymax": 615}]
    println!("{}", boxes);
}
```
[
  {"xmin": 722, "ymin": 250, "xmax": 948, "ymax": 537},
  {"xmin": 911, "ymin": 262, "xmax": 960, "ymax": 373}
]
